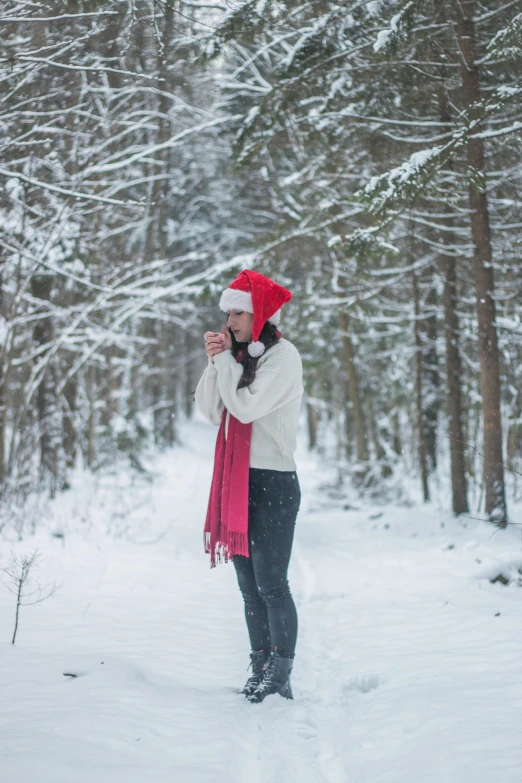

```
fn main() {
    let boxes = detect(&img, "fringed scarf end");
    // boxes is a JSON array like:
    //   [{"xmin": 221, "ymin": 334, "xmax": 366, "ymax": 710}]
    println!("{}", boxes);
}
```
[
  {"xmin": 204, "ymin": 531, "xmax": 249, "ymax": 568},
  {"xmin": 227, "ymin": 530, "xmax": 249, "ymax": 559}
]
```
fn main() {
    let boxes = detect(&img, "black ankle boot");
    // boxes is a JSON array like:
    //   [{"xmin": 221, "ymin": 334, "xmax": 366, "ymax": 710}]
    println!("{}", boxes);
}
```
[
  {"xmin": 247, "ymin": 652, "xmax": 294, "ymax": 703},
  {"xmin": 241, "ymin": 651, "xmax": 267, "ymax": 697}
]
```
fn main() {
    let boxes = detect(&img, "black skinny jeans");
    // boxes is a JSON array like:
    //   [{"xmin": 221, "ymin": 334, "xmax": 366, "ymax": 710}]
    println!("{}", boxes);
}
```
[{"xmin": 233, "ymin": 468, "xmax": 301, "ymax": 659}]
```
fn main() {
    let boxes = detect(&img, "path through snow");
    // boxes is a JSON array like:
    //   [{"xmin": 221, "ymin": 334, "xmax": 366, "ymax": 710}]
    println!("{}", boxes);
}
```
[{"xmin": 1, "ymin": 416, "xmax": 521, "ymax": 782}]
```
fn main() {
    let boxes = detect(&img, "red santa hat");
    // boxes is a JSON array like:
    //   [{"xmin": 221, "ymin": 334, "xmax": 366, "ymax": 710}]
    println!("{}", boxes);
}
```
[{"xmin": 219, "ymin": 270, "xmax": 292, "ymax": 357}]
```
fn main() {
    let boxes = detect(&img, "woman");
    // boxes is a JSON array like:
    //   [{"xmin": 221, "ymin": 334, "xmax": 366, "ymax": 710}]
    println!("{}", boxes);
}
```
[{"xmin": 195, "ymin": 269, "xmax": 304, "ymax": 704}]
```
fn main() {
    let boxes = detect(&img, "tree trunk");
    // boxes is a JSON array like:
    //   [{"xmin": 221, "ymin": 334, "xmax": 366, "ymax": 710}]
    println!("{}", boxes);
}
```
[
  {"xmin": 183, "ymin": 328, "xmax": 195, "ymax": 419},
  {"xmin": 0, "ymin": 264, "xmax": 7, "ymax": 487},
  {"xmin": 442, "ymin": 255, "xmax": 469, "ymax": 514},
  {"xmin": 413, "ymin": 273, "xmax": 430, "ymax": 502},
  {"xmin": 391, "ymin": 411, "xmax": 402, "ymax": 457},
  {"xmin": 506, "ymin": 387, "xmax": 522, "ymax": 492},
  {"xmin": 368, "ymin": 399, "xmax": 392, "ymax": 477},
  {"xmin": 0, "ymin": 350, "xmax": 6, "ymax": 488},
  {"xmin": 31, "ymin": 275, "xmax": 55, "ymax": 482},
  {"xmin": 87, "ymin": 365, "xmax": 96, "ymax": 469},
  {"xmin": 424, "ymin": 285, "xmax": 439, "ymax": 471},
  {"xmin": 63, "ymin": 378, "xmax": 78, "ymax": 470},
  {"xmin": 338, "ymin": 311, "xmax": 368, "ymax": 465},
  {"xmin": 436, "ymin": 81, "xmax": 469, "ymax": 515},
  {"xmin": 456, "ymin": 0, "xmax": 507, "ymax": 525},
  {"xmin": 307, "ymin": 398, "xmax": 319, "ymax": 450}
]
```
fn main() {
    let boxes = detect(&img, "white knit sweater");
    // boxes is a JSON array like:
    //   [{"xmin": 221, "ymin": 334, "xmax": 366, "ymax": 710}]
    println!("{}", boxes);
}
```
[{"xmin": 195, "ymin": 338, "xmax": 304, "ymax": 471}]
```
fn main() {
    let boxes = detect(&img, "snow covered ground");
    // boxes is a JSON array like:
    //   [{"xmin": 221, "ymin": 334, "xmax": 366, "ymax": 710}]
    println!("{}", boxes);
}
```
[{"xmin": 1, "ymin": 414, "xmax": 522, "ymax": 783}]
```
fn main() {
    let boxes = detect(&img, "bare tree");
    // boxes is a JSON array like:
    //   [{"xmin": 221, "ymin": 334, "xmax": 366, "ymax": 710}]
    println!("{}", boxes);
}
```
[{"xmin": 2, "ymin": 550, "xmax": 58, "ymax": 644}]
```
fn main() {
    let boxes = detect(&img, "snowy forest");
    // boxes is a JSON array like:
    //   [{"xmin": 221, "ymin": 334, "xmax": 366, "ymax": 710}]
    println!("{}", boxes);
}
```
[
  {"xmin": 2, "ymin": 0, "xmax": 521, "ymax": 534},
  {"xmin": 2, "ymin": 2, "xmax": 522, "ymax": 780}
]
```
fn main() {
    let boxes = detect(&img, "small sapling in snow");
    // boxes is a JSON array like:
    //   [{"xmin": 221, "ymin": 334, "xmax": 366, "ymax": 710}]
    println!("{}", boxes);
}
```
[{"xmin": 1, "ymin": 550, "xmax": 58, "ymax": 644}]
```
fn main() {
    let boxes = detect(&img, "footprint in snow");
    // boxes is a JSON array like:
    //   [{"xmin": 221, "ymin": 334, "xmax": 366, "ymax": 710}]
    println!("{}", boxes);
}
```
[{"xmin": 342, "ymin": 674, "xmax": 382, "ymax": 694}]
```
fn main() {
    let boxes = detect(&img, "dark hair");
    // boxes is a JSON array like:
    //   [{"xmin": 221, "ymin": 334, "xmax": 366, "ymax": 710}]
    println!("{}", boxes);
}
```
[{"xmin": 230, "ymin": 321, "xmax": 280, "ymax": 389}]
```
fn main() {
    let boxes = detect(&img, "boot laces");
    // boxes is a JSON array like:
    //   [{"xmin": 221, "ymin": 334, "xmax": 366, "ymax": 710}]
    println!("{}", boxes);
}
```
[
  {"xmin": 257, "ymin": 654, "xmax": 277, "ymax": 694},
  {"xmin": 249, "ymin": 651, "xmax": 265, "ymax": 674}
]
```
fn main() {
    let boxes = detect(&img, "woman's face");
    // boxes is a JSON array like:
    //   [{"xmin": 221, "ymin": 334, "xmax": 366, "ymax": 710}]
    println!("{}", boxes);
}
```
[{"xmin": 227, "ymin": 309, "xmax": 254, "ymax": 343}]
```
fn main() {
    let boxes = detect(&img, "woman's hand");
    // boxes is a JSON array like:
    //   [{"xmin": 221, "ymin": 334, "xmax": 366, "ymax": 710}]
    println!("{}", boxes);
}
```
[
  {"xmin": 204, "ymin": 329, "xmax": 230, "ymax": 363},
  {"xmin": 220, "ymin": 326, "xmax": 232, "ymax": 351}
]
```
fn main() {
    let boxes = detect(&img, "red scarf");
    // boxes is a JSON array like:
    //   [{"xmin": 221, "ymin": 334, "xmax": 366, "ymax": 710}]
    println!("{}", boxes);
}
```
[{"xmin": 204, "ymin": 351, "xmax": 252, "ymax": 567}]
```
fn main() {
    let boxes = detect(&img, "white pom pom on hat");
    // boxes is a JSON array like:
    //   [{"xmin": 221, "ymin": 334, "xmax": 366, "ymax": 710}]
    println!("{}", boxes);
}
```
[
  {"xmin": 247, "ymin": 340, "xmax": 266, "ymax": 357},
  {"xmin": 219, "ymin": 270, "xmax": 292, "ymax": 356}
]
